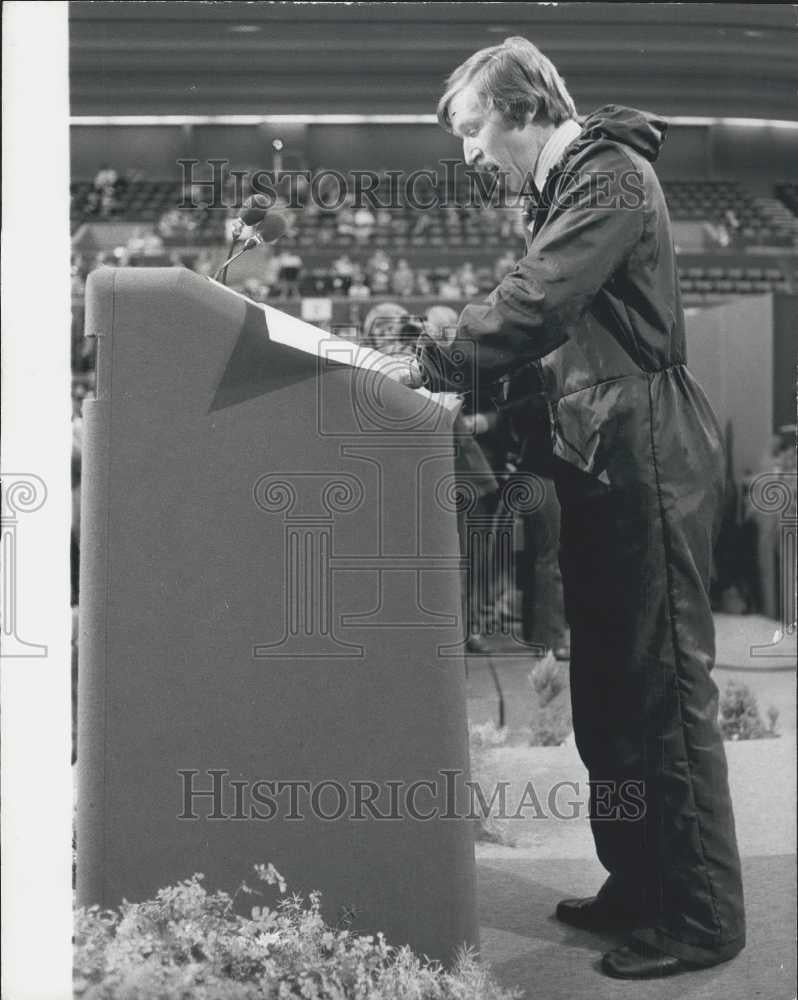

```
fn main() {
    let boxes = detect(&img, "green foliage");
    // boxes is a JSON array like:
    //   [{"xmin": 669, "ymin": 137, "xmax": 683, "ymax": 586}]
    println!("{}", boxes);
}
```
[
  {"xmin": 719, "ymin": 680, "xmax": 779, "ymax": 741},
  {"xmin": 74, "ymin": 864, "xmax": 520, "ymax": 1000}
]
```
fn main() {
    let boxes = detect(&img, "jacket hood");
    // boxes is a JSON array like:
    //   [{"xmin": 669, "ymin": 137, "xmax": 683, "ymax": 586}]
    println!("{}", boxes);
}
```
[{"xmin": 578, "ymin": 105, "xmax": 668, "ymax": 162}]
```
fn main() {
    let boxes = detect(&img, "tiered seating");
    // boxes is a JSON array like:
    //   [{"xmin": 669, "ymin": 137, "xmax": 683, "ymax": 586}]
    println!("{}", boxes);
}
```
[
  {"xmin": 71, "ymin": 180, "xmax": 226, "ymax": 242},
  {"xmin": 70, "ymin": 176, "xmax": 798, "ymax": 249},
  {"xmin": 776, "ymin": 183, "xmax": 798, "ymax": 216},
  {"xmin": 662, "ymin": 181, "xmax": 795, "ymax": 246},
  {"xmin": 678, "ymin": 264, "xmax": 789, "ymax": 296},
  {"xmin": 71, "ymin": 180, "xmax": 180, "ymax": 221},
  {"xmin": 69, "ymin": 173, "xmax": 796, "ymax": 302}
]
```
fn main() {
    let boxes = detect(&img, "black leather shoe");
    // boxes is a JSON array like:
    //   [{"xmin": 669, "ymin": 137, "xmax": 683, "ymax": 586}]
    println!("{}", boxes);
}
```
[
  {"xmin": 555, "ymin": 896, "xmax": 643, "ymax": 932},
  {"xmin": 601, "ymin": 942, "xmax": 698, "ymax": 979}
]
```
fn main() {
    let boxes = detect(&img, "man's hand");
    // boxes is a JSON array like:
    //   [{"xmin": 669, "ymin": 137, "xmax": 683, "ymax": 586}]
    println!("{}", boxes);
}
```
[
  {"xmin": 458, "ymin": 412, "xmax": 494, "ymax": 435},
  {"xmin": 380, "ymin": 355, "xmax": 424, "ymax": 389}
]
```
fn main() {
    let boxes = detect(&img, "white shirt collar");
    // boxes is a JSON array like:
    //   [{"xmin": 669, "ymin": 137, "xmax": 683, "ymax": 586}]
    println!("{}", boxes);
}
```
[{"xmin": 533, "ymin": 118, "xmax": 583, "ymax": 195}]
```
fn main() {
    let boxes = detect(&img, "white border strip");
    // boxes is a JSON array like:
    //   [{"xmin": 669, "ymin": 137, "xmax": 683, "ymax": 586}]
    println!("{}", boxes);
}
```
[{"xmin": 2, "ymin": 3, "xmax": 73, "ymax": 999}]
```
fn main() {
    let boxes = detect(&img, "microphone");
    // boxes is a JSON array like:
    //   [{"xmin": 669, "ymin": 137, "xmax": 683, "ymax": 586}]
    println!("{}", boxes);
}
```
[
  {"xmin": 221, "ymin": 193, "xmax": 275, "ymax": 280},
  {"xmin": 214, "ymin": 210, "xmax": 289, "ymax": 283},
  {"xmin": 254, "ymin": 211, "xmax": 289, "ymax": 245},
  {"xmin": 238, "ymin": 193, "xmax": 273, "ymax": 228}
]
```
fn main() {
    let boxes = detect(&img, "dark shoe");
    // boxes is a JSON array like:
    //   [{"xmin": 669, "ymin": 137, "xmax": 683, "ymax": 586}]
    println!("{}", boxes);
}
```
[
  {"xmin": 555, "ymin": 895, "xmax": 643, "ymax": 932},
  {"xmin": 465, "ymin": 633, "xmax": 490, "ymax": 655},
  {"xmin": 601, "ymin": 941, "xmax": 698, "ymax": 979}
]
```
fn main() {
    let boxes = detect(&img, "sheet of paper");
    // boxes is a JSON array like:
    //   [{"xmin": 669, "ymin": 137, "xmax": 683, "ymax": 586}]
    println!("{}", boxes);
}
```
[{"xmin": 256, "ymin": 295, "xmax": 461, "ymax": 415}]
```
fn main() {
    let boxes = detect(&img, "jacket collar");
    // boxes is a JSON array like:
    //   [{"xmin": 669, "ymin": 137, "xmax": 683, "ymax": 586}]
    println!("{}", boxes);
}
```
[
  {"xmin": 522, "ymin": 118, "xmax": 582, "ymax": 228},
  {"xmin": 533, "ymin": 118, "xmax": 583, "ymax": 195}
]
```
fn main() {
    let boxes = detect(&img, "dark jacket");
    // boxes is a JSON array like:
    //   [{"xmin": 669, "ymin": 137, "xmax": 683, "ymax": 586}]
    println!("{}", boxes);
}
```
[
  {"xmin": 420, "ymin": 109, "xmax": 746, "ymax": 960},
  {"xmin": 420, "ymin": 105, "xmax": 724, "ymax": 491}
]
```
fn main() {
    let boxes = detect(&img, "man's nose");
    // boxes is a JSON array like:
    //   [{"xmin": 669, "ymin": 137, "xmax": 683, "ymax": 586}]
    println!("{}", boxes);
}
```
[{"xmin": 463, "ymin": 138, "xmax": 480, "ymax": 168}]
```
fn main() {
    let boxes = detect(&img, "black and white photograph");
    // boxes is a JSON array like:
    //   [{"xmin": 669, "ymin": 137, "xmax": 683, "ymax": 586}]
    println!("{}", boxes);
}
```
[{"xmin": 2, "ymin": 4, "xmax": 797, "ymax": 998}]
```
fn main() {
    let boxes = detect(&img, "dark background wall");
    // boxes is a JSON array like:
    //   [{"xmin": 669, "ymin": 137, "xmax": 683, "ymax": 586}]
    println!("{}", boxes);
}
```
[{"xmin": 69, "ymin": 2, "xmax": 797, "ymax": 119}]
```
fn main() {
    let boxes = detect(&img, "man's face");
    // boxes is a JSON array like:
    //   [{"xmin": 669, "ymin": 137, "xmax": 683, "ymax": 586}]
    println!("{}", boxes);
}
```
[{"xmin": 447, "ymin": 82, "xmax": 550, "ymax": 195}]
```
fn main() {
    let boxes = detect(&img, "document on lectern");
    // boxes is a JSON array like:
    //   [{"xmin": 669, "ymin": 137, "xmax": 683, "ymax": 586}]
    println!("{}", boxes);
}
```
[
  {"xmin": 209, "ymin": 279, "xmax": 463, "ymax": 414},
  {"xmin": 259, "ymin": 299, "xmax": 464, "ymax": 415}
]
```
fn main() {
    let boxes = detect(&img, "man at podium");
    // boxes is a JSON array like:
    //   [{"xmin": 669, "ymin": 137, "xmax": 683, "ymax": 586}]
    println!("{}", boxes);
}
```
[{"xmin": 402, "ymin": 35, "xmax": 746, "ymax": 981}]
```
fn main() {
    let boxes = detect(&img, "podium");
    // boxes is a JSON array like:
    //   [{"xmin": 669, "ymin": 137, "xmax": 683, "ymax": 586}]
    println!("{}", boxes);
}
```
[{"xmin": 77, "ymin": 267, "xmax": 478, "ymax": 962}]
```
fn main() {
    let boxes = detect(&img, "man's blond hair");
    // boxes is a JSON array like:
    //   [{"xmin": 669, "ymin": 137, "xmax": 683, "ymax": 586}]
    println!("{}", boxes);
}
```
[{"xmin": 437, "ymin": 36, "xmax": 577, "ymax": 131}]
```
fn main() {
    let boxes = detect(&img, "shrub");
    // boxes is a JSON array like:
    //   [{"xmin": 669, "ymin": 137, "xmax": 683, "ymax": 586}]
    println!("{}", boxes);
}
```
[
  {"xmin": 718, "ymin": 680, "xmax": 779, "ymax": 741},
  {"xmin": 74, "ymin": 863, "xmax": 520, "ymax": 1000},
  {"xmin": 468, "ymin": 722, "xmax": 516, "ymax": 847},
  {"xmin": 528, "ymin": 655, "xmax": 572, "ymax": 747},
  {"xmin": 529, "ymin": 655, "xmax": 564, "ymax": 708}
]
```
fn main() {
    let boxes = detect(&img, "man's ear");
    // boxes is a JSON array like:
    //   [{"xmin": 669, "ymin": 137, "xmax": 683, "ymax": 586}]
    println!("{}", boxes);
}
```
[{"xmin": 521, "ymin": 98, "xmax": 540, "ymax": 128}]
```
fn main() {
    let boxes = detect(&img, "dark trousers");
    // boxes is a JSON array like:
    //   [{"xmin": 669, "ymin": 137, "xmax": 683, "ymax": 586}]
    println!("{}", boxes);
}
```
[
  {"xmin": 556, "ymin": 465, "xmax": 746, "ymax": 965},
  {"xmin": 517, "ymin": 476, "xmax": 567, "ymax": 649}
]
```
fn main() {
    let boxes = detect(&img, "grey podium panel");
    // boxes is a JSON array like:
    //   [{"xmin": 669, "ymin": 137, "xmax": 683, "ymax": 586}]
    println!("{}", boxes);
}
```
[{"xmin": 77, "ymin": 267, "xmax": 478, "ymax": 963}]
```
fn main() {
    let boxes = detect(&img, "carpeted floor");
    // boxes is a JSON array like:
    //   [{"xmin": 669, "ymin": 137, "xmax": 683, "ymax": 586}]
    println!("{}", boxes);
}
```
[
  {"xmin": 467, "ymin": 612, "xmax": 797, "ymax": 997},
  {"xmin": 477, "ymin": 855, "xmax": 797, "ymax": 1000}
]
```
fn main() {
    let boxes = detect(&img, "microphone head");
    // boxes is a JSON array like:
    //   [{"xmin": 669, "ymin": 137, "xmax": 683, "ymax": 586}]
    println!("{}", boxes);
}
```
[
  {"xmin": 238, "ymin": 193, "xmax": 273, "ymax": 226},
  {"xmin": 257, "ymin": 211, "xmax": 289, "ymax": 244}
]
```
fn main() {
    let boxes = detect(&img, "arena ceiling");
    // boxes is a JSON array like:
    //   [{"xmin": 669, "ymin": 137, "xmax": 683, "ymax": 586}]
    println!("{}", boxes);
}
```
[{"xmin": 70, "ymin": 2, "xmax": 798, "ymax": 121}]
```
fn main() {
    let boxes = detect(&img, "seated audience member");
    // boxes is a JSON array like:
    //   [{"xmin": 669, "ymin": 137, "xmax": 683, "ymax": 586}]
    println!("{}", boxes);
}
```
[
  {"xmin": 332, "ymin": 253, "xmax": 355, "ymax": 279},
  {"xmin": 348, "ymin": 268, "xmax": 372, "ymax": 299},
  {"xmin": 157, "ymin": 208, "xmax": 197, "ymax": 241},
  {"xmin": 425, "ymin": 305, "xmax": 459, "ymax": 344},
  {"xmin": 71, "ymin": 262, "xmax": 85, "ymax": 296},
  {"xmin": 438, "ymin": 273, "xmax": 462, "ymax": 300},
  {"xmin": 277, "ymin": 248, "xmax": 303, "ymax": 298},
  {"xmin": 362, "ymin": 302, "xmax": 410, "ymax": 353},
  {"xmin": 191, "ymin": 248, "xmax": 216, "ymax": 278},
  {"xmin": 353, "ymin": 206, "xmax": 376, "ymax": 244},
  {"xmin": 456, "ymin": 261, "xmax": 479, "ymax": 297},
  {"xmin": 366, "ymin": 248, "xmax": 391, "ymax": 281},
  {"xmin": 336, "ymin": 198, "xmax": 356, "ymax": 240},
  {"xmin": 415, "ymin": 270, "xmax": 433, "ymax": 296},
  {"xmin": 93, "ymin": 164, "xmax": 118, "ymax": 191},
  {"xmin": 127, "ymin": 227, "xmax": 149, "ymax": 255},
  {"xmin": 391, "ymin": 258, "xmax": 415, "ymax": 297}
]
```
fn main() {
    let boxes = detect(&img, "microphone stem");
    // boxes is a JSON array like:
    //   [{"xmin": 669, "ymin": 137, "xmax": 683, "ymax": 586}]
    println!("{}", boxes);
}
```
[
  {"xmin": 213, "ymin": 239, "xmax": 261, "ymax": 283},
  {"xmin": 218, "ymin": 233, "xmax": 239, "ymax": 287}
]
